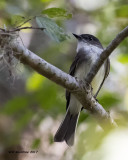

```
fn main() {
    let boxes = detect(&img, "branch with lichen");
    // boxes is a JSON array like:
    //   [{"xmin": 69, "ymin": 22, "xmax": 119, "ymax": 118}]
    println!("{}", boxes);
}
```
[{"xmin": 0, "ymin": 26, "xmax": 128, "ymax": 128}]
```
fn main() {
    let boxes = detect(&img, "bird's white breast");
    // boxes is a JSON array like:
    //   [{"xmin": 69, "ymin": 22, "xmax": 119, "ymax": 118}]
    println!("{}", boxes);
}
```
[
  {"xmin": 69, "ymin": 40, "xmax": 105, "ymax": 114},
  {"xmin": 75, "ymin": 41, "xmax": 105, "ymax": 95}
]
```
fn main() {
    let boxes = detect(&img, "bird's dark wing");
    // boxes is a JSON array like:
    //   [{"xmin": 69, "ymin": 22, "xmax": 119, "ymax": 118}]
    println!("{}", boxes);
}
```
[
  {"xmin": 66, "ymin": 51, "xmax": 87, "ymax": 110},
  {"xmin": 94, "ymin": 58, "xmax": 110, "ymax": 98},
  {"xmin": 66, "ymin": 51, "xmax": 110, "ymax": 110}
]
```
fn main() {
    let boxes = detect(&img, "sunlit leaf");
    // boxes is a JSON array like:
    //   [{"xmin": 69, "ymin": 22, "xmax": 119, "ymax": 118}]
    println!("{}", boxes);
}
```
[
  {"xmin": 11, "ymin": 15, "xmax": 25, "ymax": 26},
  {"xmin": 36, "ymin": 16, "xmax": 70, "ymax": 42},
  {"xmin": 116, "ymin": 5, "xmax": 128, "ymax": 18},
  {"xmin": 42, "ymin": 8, "xmax": 72, "ymax": 19},
  {"xmin": 0, "ymin": 0, "xmax": 5, "ymax": 9},
  {"xmin": 26, "ymin": 72, "xmax": 45, "ymax": 92},
  {"xmin": 20, "ymin": 22, "xmax": 32, "ymax": 33},
  {"xmin": 117, "ymin": 54, "xmax": 128, "ymax": 64},
  {"xmin": 35, "ymin": 81, "xmax": 57, "ymax": 110},
  {"xmin": 41, "ymin": 0, "xmax": 53, "ymax": 2}
]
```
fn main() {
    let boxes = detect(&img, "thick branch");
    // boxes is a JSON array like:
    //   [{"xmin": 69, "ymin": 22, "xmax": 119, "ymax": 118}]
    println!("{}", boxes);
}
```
[
  {"xmin": 8, "ymin": 41, "xmax": 115, "ymax": 127},
  {"xmin": 86, "ymin": 26, "xmax": 128, "ymax": 83},
  {"xmin": 1, "ymin": 26, "xmax": 127, "ymax": 128},
  {"xmin": 13, "ymin": 43, "xmax": 79, "ymax": 91}
]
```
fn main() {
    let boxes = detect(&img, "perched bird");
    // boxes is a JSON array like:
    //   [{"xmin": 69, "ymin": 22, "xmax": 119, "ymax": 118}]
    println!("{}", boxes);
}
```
[{"xmin": 54, "ymin": 34, "xmax": 110, "ymax": 146}]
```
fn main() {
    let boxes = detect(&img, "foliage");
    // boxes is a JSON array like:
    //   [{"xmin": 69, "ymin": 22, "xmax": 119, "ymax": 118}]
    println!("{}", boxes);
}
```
[
  {"xmin": 11, "ymin": 15, "xmax": 26, "ymax": 26},
  {"xmin": 0, "ymin": 0, "xmax": 128, "ymax": 160},
  {"xmin": 36, "ymin": 16, "xmax": 69, "ymax": 42},
  {"xmin": 42, "ymin": 7, "xmax": 72, "ymax": 19},
  {"xmin": 115, "ymin": 5, "xmax": 128, "ymax": 18},
  {"xmin": 99, "ymin": 92, "xmax": 121, "ymax": 109}
]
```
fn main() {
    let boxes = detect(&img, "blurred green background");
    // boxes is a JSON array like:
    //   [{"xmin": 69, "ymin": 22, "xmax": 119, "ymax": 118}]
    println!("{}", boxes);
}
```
[{"xmin": 0, "ymin": 0, "xmax": 128, "ymax": 160}]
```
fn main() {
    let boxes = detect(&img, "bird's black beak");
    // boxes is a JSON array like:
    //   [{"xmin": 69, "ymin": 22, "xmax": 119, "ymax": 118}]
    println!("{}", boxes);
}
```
[{"xmin": 72, "ymin": 33, "xmax": 81, "ymax": 40}]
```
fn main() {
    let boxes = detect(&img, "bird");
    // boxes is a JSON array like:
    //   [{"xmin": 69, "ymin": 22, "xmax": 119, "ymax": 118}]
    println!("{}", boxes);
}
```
[{"xmin": 54, "ymin": 33, "xmax": 110, "ymax": 146}]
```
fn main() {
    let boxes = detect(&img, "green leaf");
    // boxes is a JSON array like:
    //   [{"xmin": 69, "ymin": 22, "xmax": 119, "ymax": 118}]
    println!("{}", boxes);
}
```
[
  {"xmin": 117, "ymin": 54, "xmax": 128, "ymax": 64},
  {"xmin": 36, "ymin": 16, "xmax": 69, "ymax": 42},
  {"xmin": 11, "ymin": 15, "xmax": 25, "ymax": 26},
  {"xmin": 99, "ymin": 92, "xmax": 121, "ymax": 109},
  {"xmin": 2, "ymin": 96, "xmax": 29, "ymax": 115},
  {"xmin": 35, "ymin": 81, "xmax": 57, "ymax": 110},
  {"xmin": 116, "ymin": 5, "xmax": 128, "ymax": 18},
  {"xmin": 0, "ymin": 0, "xmax": 6, "ymax": 9},
  {"xmin": 26, "ymin": 72, "xmax": 45, "ymax": 92},
  {"xmin": 41, "ymin": 0, "xmax": 54, "ymax": 2},
  {"xmin": 42, "ymin": 8, "xmax": 72, "ymax": 19}
]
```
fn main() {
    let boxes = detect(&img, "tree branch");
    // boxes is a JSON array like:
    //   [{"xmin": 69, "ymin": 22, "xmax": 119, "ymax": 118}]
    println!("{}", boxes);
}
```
[
  {"xmin": 13, "ymin": 43, "xmax": 79, "ymax": 91},
  {"xmin": 1, "ymin": 26, "xmax": 128, "ymax": 128},
  {"xmin": 11, "ymin": 43, "xmax": 110, "ymax": 126},
  {"xmin": 8, "ymin": 39, "xmax": 115, "ymax": 128}
]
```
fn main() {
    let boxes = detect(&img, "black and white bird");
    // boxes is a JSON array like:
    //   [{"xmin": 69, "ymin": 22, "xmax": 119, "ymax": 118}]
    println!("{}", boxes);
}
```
[{"xmin": 54, "ymin": 34, "xmax": 110, "ymax": 146}]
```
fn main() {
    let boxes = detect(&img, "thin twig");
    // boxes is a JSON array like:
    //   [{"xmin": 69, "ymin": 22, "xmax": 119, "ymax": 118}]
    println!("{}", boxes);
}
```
[
  {"xmin": 0, "ymin": 32, "xmax": 15, "ymax": 36},
  {"xmin": 15, "ymin": 15, "xmax": 40, "ymax": 28},
  {"xmin": 9, "ymin": 26, "xmax": 45, "ymax": 32},
  {"xmin": 15, "ymin": 18, "xmax": 32, "ymax": 29},
  {"xmin": 0, "ymin": 28, "xmax": 5, "ymax": 31}
]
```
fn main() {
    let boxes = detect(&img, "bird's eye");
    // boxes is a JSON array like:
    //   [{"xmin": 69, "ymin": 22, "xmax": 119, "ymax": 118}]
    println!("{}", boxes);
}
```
[{"xmin": 89, "ymin": 37, "xmax": 93, "ymax": 41}]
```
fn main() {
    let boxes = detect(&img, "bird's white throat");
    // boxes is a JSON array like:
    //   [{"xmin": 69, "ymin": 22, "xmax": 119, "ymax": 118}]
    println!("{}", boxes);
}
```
[{"xmin": 77, "ymin": 41, "xmax": 103, "ymax": 54}]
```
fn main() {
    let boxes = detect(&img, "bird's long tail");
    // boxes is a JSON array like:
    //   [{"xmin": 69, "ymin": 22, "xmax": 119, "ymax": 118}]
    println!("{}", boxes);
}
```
[{"xmin": 54, "ymin": 110, "xmax": 79, "ymax": 146}]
